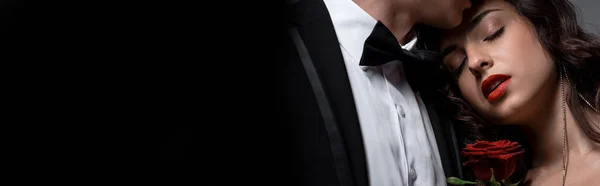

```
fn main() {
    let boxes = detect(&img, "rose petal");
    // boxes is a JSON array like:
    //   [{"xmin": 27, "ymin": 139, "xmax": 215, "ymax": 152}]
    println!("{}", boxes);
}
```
[
  {"xmin": 464, "ymin": 149, "xmax": 518, "ymax": 156},
  {"xmin": 488, "ymin": 150, "xmax": 525, "ymax": 160},
  {"xmin": 461, "ymin": 140, "xmax": 526, "ymax": 181},
  {"xmin": 462, "ymin": 145, "xmax": 523, "ymax": 155},
  {"xmin": 470, "ymin": 159, "xmax": 493, "ymax": 181},
  {"xmin": 486, "ymin": 144, "xmax": 519, "ymax": 151}
]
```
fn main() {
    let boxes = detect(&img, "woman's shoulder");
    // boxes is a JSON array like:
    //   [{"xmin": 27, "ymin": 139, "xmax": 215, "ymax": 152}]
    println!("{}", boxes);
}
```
[
  {"xmin": 520, "ymin": 168, "xmax": 538, "ymax": 186},
  {"xmin": 521, "ymin": 167, "xmax": 560, "ymax": 186}
]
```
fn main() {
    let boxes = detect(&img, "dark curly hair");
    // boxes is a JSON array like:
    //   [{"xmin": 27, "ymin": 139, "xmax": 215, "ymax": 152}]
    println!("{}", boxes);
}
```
[{"xmin": 412, "ymin": 0, "xmax": 600, "ymax": 177}]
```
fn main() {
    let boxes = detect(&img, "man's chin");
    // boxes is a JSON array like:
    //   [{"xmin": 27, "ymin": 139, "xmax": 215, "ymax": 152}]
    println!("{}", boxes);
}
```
[{"xmin": 438, "ymin": 16, "xmax": 463, "ymax": 29}]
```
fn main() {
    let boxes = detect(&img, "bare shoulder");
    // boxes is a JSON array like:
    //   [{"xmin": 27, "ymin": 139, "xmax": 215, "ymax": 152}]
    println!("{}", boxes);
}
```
[
  {"xmin": 521, "ymin": 169, "xmax": 535, "ymax": 186},
  {"xmin": 522, "ymin": 168, "xmax": 546, "ymax": 186},
  {"xmin": 588, "ymin": 144, "xmax": 600, "ymax": 164},
  {"xmin": 575, "ymin": 149, "xmax": 600, "ymax": 185},
  {"xmin": 524, "ymin": 166, "xmax": 586, "ymax": 186},
  {"xmin": 526, "ymin": 149, "xmax": 600, "ymax": 185},
  {"xmin": 590, "ymin": 149, "xmax": 600, "ymax": 169}
]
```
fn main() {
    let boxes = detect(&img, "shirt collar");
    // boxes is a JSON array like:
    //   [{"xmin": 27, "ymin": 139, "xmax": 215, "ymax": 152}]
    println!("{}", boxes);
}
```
[{"xmin": 324, "ymin": 0, "xmax": 418, "ymax": 66}]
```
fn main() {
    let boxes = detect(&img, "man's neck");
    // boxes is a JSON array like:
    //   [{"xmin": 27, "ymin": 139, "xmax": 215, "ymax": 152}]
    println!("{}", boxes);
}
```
[{"xmin": 353, "ymin": 0, "xmax": 416, "ymax": 45}]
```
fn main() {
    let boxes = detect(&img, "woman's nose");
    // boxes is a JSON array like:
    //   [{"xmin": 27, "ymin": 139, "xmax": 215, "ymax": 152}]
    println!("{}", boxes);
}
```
[{"xmin": 467, "ymin": 51, "xmax": 493, "ymax": 79}]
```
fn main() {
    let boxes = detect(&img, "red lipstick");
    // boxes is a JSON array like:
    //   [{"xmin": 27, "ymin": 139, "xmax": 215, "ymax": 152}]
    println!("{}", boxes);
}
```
[{"xmin": 481, "ymin": 74, "xmax": 512, "ymax": 102}]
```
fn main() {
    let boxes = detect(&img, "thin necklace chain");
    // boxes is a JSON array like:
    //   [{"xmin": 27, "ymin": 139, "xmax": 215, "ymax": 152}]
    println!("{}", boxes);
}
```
[
  {"xmin": 579, "ymin": 93, "xmax": 600, "ymax": 130},
  {"xmin": 559, "ymin": 68, "xmax": 600, "ymax": 186},
  {"xmin": 560, "ymin": 68, "xmax": 568, "ymax": 186},
  {"xmin": 579, "ymin": 93, "xmax": 599, "ymax": 113},
  {"xmin": 563, "ymin": 68, "xmax": 599, "ymax": 129}
]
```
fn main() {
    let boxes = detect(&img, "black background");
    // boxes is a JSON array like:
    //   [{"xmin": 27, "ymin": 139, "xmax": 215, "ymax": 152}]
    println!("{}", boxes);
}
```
[
  {"xmin": 0, "ymin": 0, "xmax": 18, "ymax": 33},
  {"xmin": 160, "ymin": 128, "xmax": 192, "ymax": 160},
  {"xmin": 2, "ymin": 0, "xmax": 289, "ymax": 185}
]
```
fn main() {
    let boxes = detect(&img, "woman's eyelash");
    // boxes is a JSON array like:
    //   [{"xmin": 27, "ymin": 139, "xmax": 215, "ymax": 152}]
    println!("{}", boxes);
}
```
[
  {"xmin": 454, "ymin": 57, "xmax": 468, "ymax": 77},
  {"xmin": 451, "ymin": 27, "xmax": 504, "ymax": 78},
  {"xmin": 451, "ymin": 27, "xmax": 505, "ymax": 77},
  {"xmin": 484, "ymin": 27, "xmax": 505, "ymax": 41}
]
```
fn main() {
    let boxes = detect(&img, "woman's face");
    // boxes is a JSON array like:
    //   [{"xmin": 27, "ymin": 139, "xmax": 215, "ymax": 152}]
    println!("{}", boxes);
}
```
[{"xmin": 440, "ymin": 0, "xmax": 557, "ymax": 125}]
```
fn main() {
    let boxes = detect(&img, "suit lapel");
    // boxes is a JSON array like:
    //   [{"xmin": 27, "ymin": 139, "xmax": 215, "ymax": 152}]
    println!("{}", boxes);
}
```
[
  {"xmin": 288, "ymin": 0, "xmax": 369, "ymax": 185},
  {"xmin": 288, "ymin": 0, "xmax": 464, "ymax": 183}
]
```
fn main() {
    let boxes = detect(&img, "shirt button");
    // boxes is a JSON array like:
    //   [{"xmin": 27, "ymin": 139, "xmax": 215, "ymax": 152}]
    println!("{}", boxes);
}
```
[
  {"xmin": 409, "ymin": 168, "xmax": 417, "ymax": 184},
  {"xmin": 396, "ymin": 104, "xmax": 406, "ymax": 118}
]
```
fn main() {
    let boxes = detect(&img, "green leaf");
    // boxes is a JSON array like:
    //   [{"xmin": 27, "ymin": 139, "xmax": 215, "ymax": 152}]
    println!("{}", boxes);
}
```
[
  {"xmin": 446, "ymin": 177, "xmax": 478, "ymax": 185},
  {"xmin": 502, "ymin": 179, "xmax": 522, "ymax": 186}
]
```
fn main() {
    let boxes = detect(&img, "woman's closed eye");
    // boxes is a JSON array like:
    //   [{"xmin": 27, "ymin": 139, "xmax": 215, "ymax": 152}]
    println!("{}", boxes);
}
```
[
  {"xmin": 484, "ymin": 26, "xmax": 505, "ymax": 42},
  {"xmin": 452, "ymin": 26, "xmax": 505, "ymax": 77},
  {"xmin": 453, "ymin": 57, "xmax": 468, "ymax": 78}
]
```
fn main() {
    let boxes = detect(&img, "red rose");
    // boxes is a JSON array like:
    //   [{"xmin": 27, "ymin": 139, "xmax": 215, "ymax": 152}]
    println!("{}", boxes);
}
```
[{"xmin": 461, "ymin": 140, "xmax": 525, "ymax": 181}]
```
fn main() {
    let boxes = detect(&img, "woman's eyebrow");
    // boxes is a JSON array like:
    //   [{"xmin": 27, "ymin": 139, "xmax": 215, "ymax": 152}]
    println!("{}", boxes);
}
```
[
  {"xmin": 467, "ymin": 9, "xmax": 503, "ymax": 33},
  {"xmin": 441, "ymin": 9, "xmax": 503, "ymax": 59}
]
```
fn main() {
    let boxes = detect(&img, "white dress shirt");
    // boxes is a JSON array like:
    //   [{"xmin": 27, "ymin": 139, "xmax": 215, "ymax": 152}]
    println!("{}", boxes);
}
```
[{"xmin": 322, "ymin": 0, "xmax": 447, "ymax": 185}]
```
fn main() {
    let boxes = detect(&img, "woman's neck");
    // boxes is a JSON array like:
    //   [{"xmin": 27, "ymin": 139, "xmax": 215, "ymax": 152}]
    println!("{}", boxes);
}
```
[{"xmin": 522, "ymin": 86, "xmax": 598, "ymax": 168}]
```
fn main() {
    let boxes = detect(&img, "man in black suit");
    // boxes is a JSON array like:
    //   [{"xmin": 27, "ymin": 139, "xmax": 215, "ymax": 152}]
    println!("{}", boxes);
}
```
[{"xmin": 283, "ymin": 0, "xmax": 472, "ymax": 185}]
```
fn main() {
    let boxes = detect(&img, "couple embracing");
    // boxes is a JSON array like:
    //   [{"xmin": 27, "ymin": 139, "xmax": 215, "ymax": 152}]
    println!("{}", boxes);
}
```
[{"xmin": 284, "ymin": 0, "xmax": 600, "ymax": 185}]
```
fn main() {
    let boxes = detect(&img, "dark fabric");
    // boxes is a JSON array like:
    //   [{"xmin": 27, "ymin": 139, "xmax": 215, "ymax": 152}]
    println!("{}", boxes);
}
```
[
  {"xmin": 361, "ymin": 20, "xmax": 463, "ymax": 179},
  {"xmin": 285, "ymin": 0, "xmax": 368, "ymax": 186},
  {"xmin": 359, "ymin": 21, "xmax": 442, "ymax": 67},
  {"xmin": 289, "ymin": 26, "xmax": 355, "ymax": 186},
  {"xmin": 284, "ymin": 0, "xmax": 464, "ymax": 185}
]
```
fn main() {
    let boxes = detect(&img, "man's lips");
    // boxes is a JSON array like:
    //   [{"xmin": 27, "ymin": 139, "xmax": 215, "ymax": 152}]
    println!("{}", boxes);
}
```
[{"xmin": 482, "ymin": 74, "xmax": 511, "ymax": 99}]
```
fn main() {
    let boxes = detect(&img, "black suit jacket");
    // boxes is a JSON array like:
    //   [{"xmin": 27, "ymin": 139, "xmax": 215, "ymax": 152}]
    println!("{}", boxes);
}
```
[{"xmin": 283, "ymin": 0, "xmax": 464, "ymax": 185}]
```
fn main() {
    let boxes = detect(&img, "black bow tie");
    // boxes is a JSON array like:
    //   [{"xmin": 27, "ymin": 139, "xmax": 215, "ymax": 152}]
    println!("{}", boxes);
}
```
[{"xmin": 359, "ymin": 21, "xmax": 441, "ymax": 66}]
